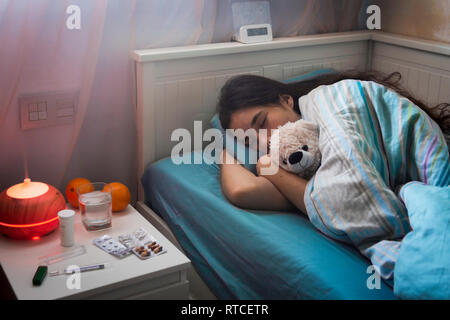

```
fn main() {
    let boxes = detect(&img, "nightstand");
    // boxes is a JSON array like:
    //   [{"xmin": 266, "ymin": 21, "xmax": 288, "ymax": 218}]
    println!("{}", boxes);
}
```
[{"xmin": 0, "ymin": 205, "xmax": 190, "ymax": 300}]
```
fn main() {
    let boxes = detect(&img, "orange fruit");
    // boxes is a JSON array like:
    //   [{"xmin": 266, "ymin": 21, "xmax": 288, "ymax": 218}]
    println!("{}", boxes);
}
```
[
  {"xmin": 65, "ymin": 178, "xmax": 93, "ymax": 209},
  {"xmin": 104, "ymin": 182, "xmax": 130, "ymax": 212}
]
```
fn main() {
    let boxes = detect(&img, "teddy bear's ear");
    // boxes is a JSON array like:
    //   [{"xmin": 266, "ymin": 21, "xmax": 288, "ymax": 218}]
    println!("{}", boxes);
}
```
[{"xmin": 296, "ymin": 119, "xmax": 319, "ymax": 133}]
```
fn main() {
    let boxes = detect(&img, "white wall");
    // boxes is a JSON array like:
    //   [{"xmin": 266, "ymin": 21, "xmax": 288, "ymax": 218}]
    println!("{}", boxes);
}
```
[{"xmin": 376, "ymin": 0, "xmax": 450, "ymax": 43}]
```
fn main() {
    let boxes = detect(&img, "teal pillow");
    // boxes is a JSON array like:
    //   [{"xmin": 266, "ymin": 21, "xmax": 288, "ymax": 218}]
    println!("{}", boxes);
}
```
[
  {"xmin": 283, "ymin": 68, "xmax": 335, "ymax": 83},
  {"xmin": 211, "ymin": 68, "xmax": 336, "ymax": 173},
  {"xmin": 210, "ymin": 113, "xmax": 259, "ymax": 172}
]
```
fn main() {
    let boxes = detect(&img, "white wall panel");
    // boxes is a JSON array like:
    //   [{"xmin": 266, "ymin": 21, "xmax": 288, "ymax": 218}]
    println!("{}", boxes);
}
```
[{"xmin": 372, "ymin": 42, "xmax": 450, "ymax": 107}]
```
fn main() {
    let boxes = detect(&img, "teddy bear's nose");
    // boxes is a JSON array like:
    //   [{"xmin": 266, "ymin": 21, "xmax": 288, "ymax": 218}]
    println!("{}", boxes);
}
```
[{"xmin": 288, "ymin": 151, "xmax": 303, "ymax": 164}]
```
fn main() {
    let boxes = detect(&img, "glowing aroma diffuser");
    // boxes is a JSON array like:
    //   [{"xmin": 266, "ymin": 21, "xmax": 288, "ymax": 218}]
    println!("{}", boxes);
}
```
[{"xmin": 0, "ymin": 178, "xmax": 66, "ymax": 240}]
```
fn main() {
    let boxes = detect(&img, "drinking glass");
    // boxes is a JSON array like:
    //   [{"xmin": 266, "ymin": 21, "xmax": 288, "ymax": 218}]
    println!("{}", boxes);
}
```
[{"xmin": 77, "ymin": 182, "xmax": 112, "ymax": 231}]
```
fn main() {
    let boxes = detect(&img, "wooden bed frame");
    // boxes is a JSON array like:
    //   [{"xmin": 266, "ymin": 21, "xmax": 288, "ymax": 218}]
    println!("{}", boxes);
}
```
[{"xmin": 132, "ymin": 30, "xmax": 450, "ymax": 299}]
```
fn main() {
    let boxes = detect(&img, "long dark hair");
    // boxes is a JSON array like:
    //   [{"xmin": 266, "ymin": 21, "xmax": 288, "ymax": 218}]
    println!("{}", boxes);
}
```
[{"xmin": 217, "ymin": 70, "xmax": 450, "ymax": 135}]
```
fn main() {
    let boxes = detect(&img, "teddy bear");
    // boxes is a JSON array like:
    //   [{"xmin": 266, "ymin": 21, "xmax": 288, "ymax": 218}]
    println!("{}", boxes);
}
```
[{"xmin": 269, "ymin": 119, "xmax": 321, "ymax": 180}]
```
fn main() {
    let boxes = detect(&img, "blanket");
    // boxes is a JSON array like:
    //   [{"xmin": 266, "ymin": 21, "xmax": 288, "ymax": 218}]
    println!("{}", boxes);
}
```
[
  {"xmin": 395, "ymin": 181, "xmax": 450, "ymax": 299},
  {"xmin": 298, "ymin": 79, "xmax": 450, "ymax": 282}
]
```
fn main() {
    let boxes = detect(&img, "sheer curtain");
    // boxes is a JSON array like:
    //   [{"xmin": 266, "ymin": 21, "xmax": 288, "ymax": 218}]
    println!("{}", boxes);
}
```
[{"xmin": 0, "ymin": 0, "xmax": 365, "ymax": 201}]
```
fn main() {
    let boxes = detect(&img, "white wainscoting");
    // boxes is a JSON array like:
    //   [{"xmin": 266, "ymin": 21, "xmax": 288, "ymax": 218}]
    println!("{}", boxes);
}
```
[{"xmin": 372, "ymin": 42, "xmax": 450, "ymax": 107}]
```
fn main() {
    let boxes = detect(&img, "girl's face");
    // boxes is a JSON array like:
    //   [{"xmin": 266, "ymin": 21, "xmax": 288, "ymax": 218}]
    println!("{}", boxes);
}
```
[{"xmin": 228, "ymin": 94, "xmax": 301, "ymax": 151}]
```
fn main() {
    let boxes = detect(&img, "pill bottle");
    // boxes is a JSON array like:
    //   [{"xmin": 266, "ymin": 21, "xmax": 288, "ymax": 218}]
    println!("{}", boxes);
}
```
[{"xmin": 58, "ymin": 209, "xmax": 75, "ymax": 247}]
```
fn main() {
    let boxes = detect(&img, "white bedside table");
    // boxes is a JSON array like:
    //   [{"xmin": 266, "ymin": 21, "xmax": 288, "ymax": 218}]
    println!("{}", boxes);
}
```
[{"xmin": 0, "ymin": 205, "xmax": 190, "ymax": 300}]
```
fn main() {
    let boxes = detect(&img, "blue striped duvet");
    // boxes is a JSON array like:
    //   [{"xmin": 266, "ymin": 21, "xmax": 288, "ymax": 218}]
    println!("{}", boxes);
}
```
[{"xmin": 299, "ymin": 79, "xmax": 450, "ymax": 281}]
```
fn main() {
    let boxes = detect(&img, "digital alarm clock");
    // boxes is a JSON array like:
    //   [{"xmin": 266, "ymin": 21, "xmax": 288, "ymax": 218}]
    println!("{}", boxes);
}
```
[{"xmin": 233, "ymin": 24, "xmax": 273, "ymax": 44}]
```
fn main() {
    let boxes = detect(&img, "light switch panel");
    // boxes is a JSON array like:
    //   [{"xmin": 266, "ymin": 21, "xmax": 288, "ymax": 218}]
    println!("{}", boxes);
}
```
[{"xmin": 19, "ymin": 90, "xmax": 78, "ymax": 130}]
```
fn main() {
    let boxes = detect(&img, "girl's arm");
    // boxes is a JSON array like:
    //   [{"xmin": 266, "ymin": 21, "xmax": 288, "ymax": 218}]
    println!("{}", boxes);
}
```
[
  {"xmin": 256, "ymin": 154, "xmax": 308, "ymax": 214},
  {"xmin": 219, "ymin": 150, "xmax": 295, "ymax": 211}
]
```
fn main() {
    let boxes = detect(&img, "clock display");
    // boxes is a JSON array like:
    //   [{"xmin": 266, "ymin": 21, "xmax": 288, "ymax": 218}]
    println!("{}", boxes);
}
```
[{"xmin": 247, "ymin": 27, "xmax": 268, "ymax": 37}]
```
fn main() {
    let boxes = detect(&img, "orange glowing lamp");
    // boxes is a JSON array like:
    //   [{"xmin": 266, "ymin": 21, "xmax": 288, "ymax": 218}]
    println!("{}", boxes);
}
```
[{"xmin": 0, "ymin": 178, "xmax": 66, "ymax": 240}]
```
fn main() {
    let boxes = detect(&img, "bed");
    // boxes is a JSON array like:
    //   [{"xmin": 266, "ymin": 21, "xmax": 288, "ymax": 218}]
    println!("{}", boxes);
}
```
[
  {"xmin": 132, "ymin": 31, "xmax": 450, "ymax": 299},
  {"xmin": 141, "ymin": 151, "xmax": 396, "ymax": 299}
]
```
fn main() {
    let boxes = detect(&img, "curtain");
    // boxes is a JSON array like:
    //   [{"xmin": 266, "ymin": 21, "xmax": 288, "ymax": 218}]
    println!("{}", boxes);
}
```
[{"xmin": 0, "ymin": 0, "xmax": 366, "ymax": 202}]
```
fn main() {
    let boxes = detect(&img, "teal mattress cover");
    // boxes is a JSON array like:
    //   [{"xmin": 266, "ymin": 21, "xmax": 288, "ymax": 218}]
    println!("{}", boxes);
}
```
[{"xmin": 142, "ymin": 152, "xmax": 396, "ymax": 299}]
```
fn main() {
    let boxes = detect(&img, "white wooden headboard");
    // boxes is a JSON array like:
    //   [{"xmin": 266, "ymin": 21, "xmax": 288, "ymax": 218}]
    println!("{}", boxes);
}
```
[{"xmin": 133, "ymin": 30, "xmax": 450, "ymax": 201}]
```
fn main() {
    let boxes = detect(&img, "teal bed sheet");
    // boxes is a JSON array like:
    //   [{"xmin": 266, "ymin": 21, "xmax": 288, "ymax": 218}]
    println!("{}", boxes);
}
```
[{"xmin": 141, "ymin": 152, "xmax": 396, "ymax": 299}]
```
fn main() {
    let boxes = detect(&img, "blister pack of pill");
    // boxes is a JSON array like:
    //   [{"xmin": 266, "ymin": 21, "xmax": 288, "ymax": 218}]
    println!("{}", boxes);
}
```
[
  {"xmin": 118, "ymin": 228, "xmax": 166, "ymax": 260},
  {"xmin": 93, "ymin": 235, "xmax": 132, "ymax": 259}
]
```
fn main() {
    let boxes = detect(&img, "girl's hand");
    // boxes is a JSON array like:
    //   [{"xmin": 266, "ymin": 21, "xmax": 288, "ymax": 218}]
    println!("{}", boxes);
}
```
[
  {"xmin": 257, "ymin": 154, "xmax": 281, "ymax": 176},
  {"xmin": 257, "ymin": 153, "xmax": 308, "ymax": 214},
  {"xmin": 256, "ymin": 154, "xmax": 272, "ymax": 176}
]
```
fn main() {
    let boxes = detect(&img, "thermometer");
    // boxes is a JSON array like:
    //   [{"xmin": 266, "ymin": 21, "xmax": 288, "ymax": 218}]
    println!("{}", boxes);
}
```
[{"xmin": 49, "ymin": 262, "xmax": 111, "ymax": 276}]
